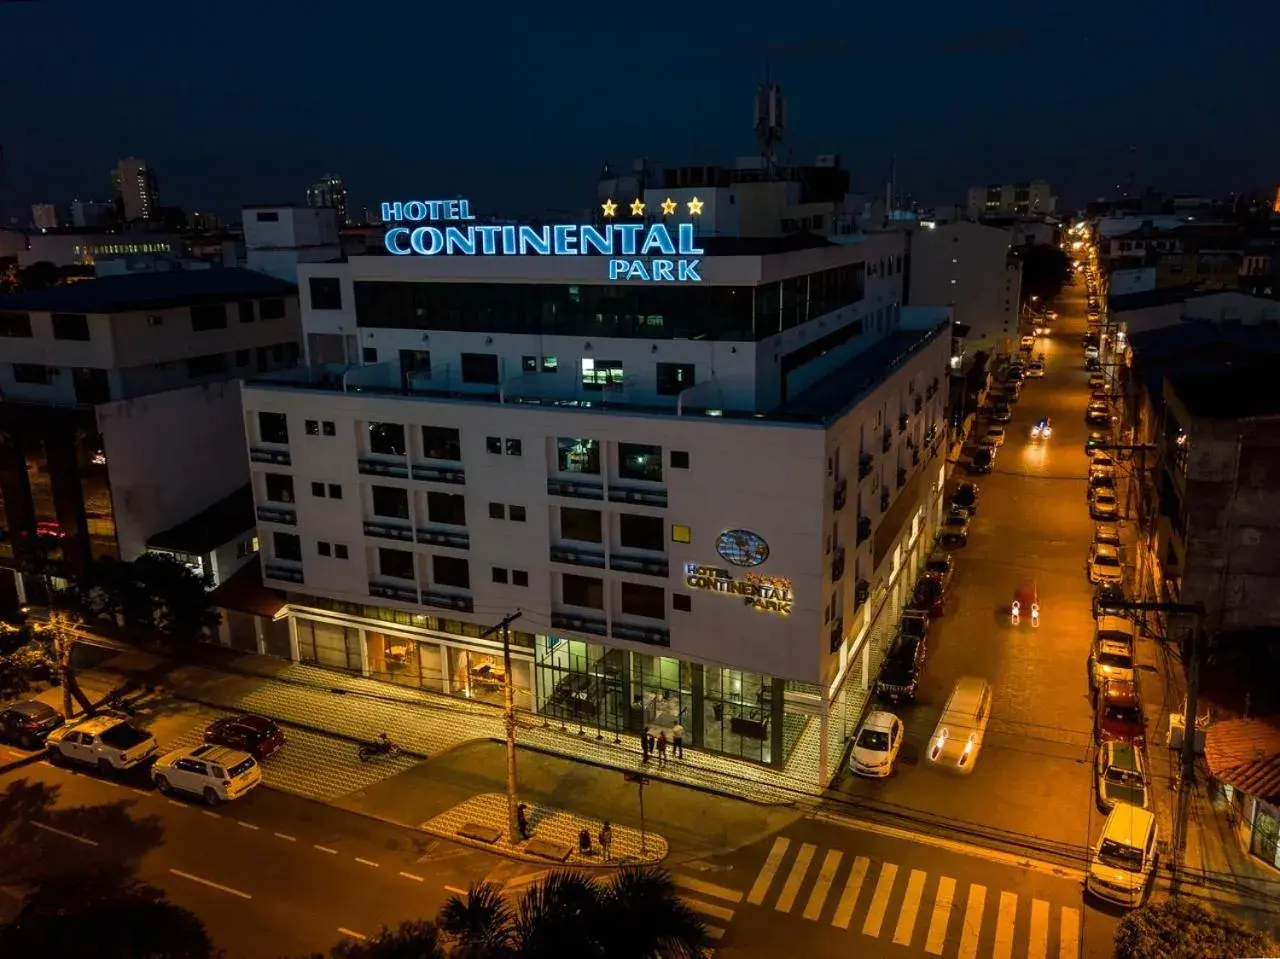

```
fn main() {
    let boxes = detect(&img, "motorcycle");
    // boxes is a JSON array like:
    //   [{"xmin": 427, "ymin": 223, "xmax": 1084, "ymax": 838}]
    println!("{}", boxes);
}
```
[
  {"xmin": 358, "ymin": 734, "xmax": 401, "ymax": 762},
  {"xmin": 1012, "ymin": 583, "xmax": 1040, "ymax": 627},
  {"xmin": 1011, "ymin": 600, "xmax": 1020, "ymax": 626}
]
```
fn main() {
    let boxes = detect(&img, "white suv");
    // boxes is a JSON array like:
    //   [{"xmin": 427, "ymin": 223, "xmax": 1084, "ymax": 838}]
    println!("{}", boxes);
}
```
[
  {"xmin": 152, "ymin": 744, "xmax": 262, "ymax": 805},
  {"xmin": 45, "ymin": 714, "xmax": 158, "ymax": 773}
]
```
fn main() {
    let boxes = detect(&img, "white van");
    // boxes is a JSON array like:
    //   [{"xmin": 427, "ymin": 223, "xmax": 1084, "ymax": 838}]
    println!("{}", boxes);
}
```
[
  {"xmin": 927, "ymin": 677, "xmax": 991, "ymax": 774},
  {"xmin": 1087, "ymin": 803, "xmax": 1157, "ymax": 907}
]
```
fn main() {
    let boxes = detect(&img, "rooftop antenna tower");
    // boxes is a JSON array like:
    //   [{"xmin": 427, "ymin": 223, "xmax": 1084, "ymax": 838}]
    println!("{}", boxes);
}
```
[{"xmin": 753, "ymin": 79, "xmax": 785, "ymax": 180}]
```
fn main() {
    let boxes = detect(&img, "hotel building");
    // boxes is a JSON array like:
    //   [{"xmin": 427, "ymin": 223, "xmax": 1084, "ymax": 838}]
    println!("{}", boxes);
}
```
[{"xmin": 240, "ymin": 200, "xmax": 951, "ymax": 783}]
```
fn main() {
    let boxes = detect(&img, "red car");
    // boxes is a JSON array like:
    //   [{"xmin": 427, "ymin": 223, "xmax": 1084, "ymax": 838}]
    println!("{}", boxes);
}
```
[
  {"xmin": 204, "ymin": 715, "xmax": 286, "ymax": 759},
  {"xmin": 1096, "ymin": 680, "xmax": 1145, "ymax": 746}
]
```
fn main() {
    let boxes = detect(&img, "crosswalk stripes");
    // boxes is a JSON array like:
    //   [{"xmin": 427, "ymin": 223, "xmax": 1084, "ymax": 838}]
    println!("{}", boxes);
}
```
[
  {"xmin": 671, "ymin": 872, "xmax": 744, "ymax": 945},
  {"xmin": 745, "ymin": 841, "xmax": 1083, "ymax": 958}
]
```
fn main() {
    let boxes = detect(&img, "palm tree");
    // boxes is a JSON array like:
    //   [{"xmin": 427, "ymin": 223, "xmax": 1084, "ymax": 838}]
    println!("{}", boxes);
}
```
[
  {"xmin": 511, "ymin": 871, "xmax": 602, "ymax": 959},
  {"xmin": 438, "ymin": 881, "xmax": 515, "ymax": 958},
  {"xmin": 328, "ymin": 919, "xmax": 446, "ymax": 959},
  {"xmin": 593, "ymin": 868, "xmax": 710, "ymax": 959}
]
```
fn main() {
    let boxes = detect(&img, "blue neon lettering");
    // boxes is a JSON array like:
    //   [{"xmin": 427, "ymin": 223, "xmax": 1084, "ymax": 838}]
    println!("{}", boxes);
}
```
[
  {"xmin": 385, "ymin": 227, "xmax": 411, "ymax": 255},
  {"xmin": 615, "ymin": 224, "xmax": 643, "ymax": 256},
  {"xmin": 403, "ymin": 201, "xmax": 428, "ymax": 222},
  {"xmin": 678, "ymin": 259, "xmax": 702, "ymax": 282},
  {"xmin": 410, "ymin": 227, "xmax": 443, "ymax": 255},
  {"xmin": 443, "ymin": 200, "xmax": 458, "ymax": 220},
  {"xmin": 518, "ymin": 226, "xmax": 551, "ymax": 255},
  {"xmin": 501, "ymin": 226, "xmax": 517, "ymax": 254},
  {"xmin": 652, "ymin": 260, "xmax": 675, "ymax": 281},
  {"xmin": 444, "ymin": 227, "xmax": 475, "ymax": 255},
  {"xmin": 626, "ymin": 261, "xmax": 651, "ymax": 281},
  {"xmin": 552, "ymin": 225, "xmax": 578, "ymax": 256},
  {"xmin": 608, "ymin": 260, "xmax": 628, "ymax": 279},
  {"xmin": 678, "ymin": 224, "xmax": 704, "ymax": 255},
  {"xmin": 581, "ymin": 225, "xmax": 612, "ymax": 255},
  {"xmin": 382, "ymin": 202, "xmax": 403, "ymax": 222},
  {"xmin": 641, "ymin": 224, "xmax": 676, "ymax": 256},
  {"xmin": 475, "ymin": 225, "xmax": 500, "ymax": 254},
  {"xmin": 458, "ymin": 199, "xmax": 474, "ymax": 220},
  {"xmin": 427, "ymin": 201, "xmax": 444, "ymax": 220}
]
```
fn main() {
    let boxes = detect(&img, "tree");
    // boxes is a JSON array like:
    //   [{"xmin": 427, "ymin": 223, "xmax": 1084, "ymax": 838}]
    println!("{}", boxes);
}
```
[
  {"xmin": 16, "ymin": 259, "xmax": 61, "ymax": 292},
  {"xmin": 1114, "ymin": 897, "xmax": 1277, "ymax": 959},
  {"xmin": 0, "ymin": 865, "xmax": 217, "ymax": 958},
  {"xmin": 1013, "ymin": 244, "xmax": 1072, "ymax": 304},
  {"xmin": 0, "ymin": 622, "xmax": 55, "ymax": 700},
  {"xmin": 593, "ymin": 867, "xmax": 709, "ymax": 959},
  {"xmin": 325, "ymin": 920, "xmax": 446, "ymax": 959},
  {"xmin": 438, "ymin": 880, "xmax": 515, "ymax": 957},
  {"xmin": 78, "ymin": 553, "xmax": 220, "ymax": 646}
]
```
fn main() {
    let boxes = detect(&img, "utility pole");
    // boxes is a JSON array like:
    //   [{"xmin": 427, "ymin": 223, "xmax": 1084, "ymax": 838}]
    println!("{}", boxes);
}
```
[
  {"xmin": 481, "ymin": 611, "xmax": 523, "ymax": 843},
  {"xmin": 624, "ymin": 771, "xmax": 650, "ymax": 854}
]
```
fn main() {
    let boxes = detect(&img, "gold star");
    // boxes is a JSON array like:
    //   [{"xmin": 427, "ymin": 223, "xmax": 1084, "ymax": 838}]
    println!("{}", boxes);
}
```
[
  {"xmin": 601, "ymin": 199, "xmax": 617, "ymax": 218},
  {"xmin": 687, "ymin": 196, "xmax": 704, "ymax": 216},
  {"xmin": 660, "ymin": 197, "xmax": 678, "ymax": 216},
  {"xmin": 629, "ymin": 198, "xmax": 646, "ymax": 216}
]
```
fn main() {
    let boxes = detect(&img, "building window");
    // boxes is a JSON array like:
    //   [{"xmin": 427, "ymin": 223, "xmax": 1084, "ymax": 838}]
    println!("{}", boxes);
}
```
[
  {"xmin": 334, "ymin": 544, "xmax": 349, "ymax": 559},
  {"xmin": 541, "ymin": 356, "xmax": 558, "ymax": 372},
  {"xmin": 259, "ymin": 298, "xmax": 287, "ymax": 320},
  {"xmin": 561, "ymin": 507, "xmax": 602, "ymax": 543},
  {"xmin": 505, "ymin": 438, "xmax": 523, "ymax": 456},
  {"xmin": 492, "ymin": 567, "xmax": 509, "ymax": 584},
  {"xmin": 522, "ymin": 355, "xmax": 537, "ymax": 373},
  {"xmin": 0, "ymin": 312, "xmax": 32, "ymax": 338},
  {"xmin": 512, "ymin": 570, "xmax": 529, "ymax": 587},
  {"xmin": 309, "ymin": 277, "xmax": 342, "ymax": 311},
  {"xmin": 12, "ymin": 363, "xmax": 51, "ymax": 385},
  {"xmin": 489, "ymin": 502, "xmax": 505, "ymax": 519},
  {"xmin": 379, "ymin": 548, "xmax": 416, "ymax": 581},
  {"xmin": 618, "ymin": 443, "xmax": 662, "ymax": 483},
  {"xmin": 311, "ymin": 481, "xmax": 325, "ymax": 497},
  {"xmin": 306, "ymin": 420, "xmax": 320, "ymax": 436},
  {"xmin": 323, "ymin": 421, "xmax": 336, "ymax": 436},
  {"xmin": 318, "ymin": 541, "xmax": 332, "ymax": 557},
  {"xmin": 619, "ymin": 514, "xmax": 663, "ymax": 552},
  {"xmin": 581, "ymin": 358, "xmax": 623, "ymax": 391},
  {"xmin": 235, "ymin": 349, "xmax": 251, "ymax": 367},
  {"xmin": 371, "ymin": 485, "xmax": 409, "ymax": 519},
  {"xmin": 670, "ymin": 450, "xmax": 689, "ymax": 469},
  {"xmin": 671, "ymin": 524, "xmax": 691, "ymax": 544},
  {"xmin": 51, "ymin": 313, "xmax": 91, "ymax": 341},
  {"xmin": 264, "ymin": 473, "xmax": 294, "ymax": 503},
  {"xmin": 328, "ymin": 483, "xmax": 341, "ymax": 499},
  {"xmin": 363, "ymin": 347, "xmax": 378, "ymax": 364},
  {"xmin": 460, "ymin": 353, "xmax": 500, "ymax": 384},
  {"xmin": 673, "ymin": 593, "xmax": 692, "ymax": 612},
  {"xmin": 238, "ymin": 301, "xmax": 255, "ymax": 323},
  {"xmin": 190, "ymin": 304, "xmax": 227, "ymax": 332},
  {"xmin": 255, "ymin": 211, "xmax": 280, "ymax": 222},
  {"xmin": 509, "ymin": 505, "xmax": 527, "ymax": 522},
  {"xmin": 186, "ymin": 353, "xmax": 227, "ymax": 377},
  {"xmin": 557, "ymin": 438, "xmax": 600, "ymax": 474},
  {"xmin": 271, "ymin": 343, "xmax": 284, "ymax": 362},
  {"xmin": 369, "ymin": 422, "xmax": 406, "ymax": 456},
  {"xmin": 656, "ymin": 362, "xmax": 695, "ymax": 396},
  {"xmin": 258, "ymin": 411, "xmax": 288, "ymax": 444},
  {"xmin": 486, "ymin": 437, "xmax": 502, "ymax": 454},
  {"xmin": 433, "ymin": 555, "xmax": 470, "ymax": 589},
  {"xmin": 621, "ymin": 581, "xmax": 665, "ymax": 619},
  {"xmin": 563, "ymin": 574, "xmax": 604, "ymax": 609},
  {"xmin": 273, "ymin": 531, "xmax": 301, "ymax": 561},
  {"xmin": 427, "ymin": 491, "xmax": 466, "ymax": 526},
  {"xmin": 422, "ymin": 425, "xmax": 461, "ymax": 461}
]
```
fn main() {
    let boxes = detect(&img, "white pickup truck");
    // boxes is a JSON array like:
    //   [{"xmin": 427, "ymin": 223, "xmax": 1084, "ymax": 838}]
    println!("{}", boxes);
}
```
[{"xmin": 45, "ymin": 713, "xmax": 158, "ymax": 773}]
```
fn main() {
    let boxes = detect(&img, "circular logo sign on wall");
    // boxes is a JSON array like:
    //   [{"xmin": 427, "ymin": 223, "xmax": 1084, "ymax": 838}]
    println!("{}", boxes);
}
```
[{"xmin": 716, "ymin": 529, "xmax": 770, "ymax": 568}]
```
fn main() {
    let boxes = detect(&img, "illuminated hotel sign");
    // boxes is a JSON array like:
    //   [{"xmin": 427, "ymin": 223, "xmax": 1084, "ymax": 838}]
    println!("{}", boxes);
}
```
[
  {"xmin": 684, "ymin": 563, "xmax": 794, "ymax": 617},
  {"xmin": 380, "ymin": 197, "xmax": 705, "ymax": 283}
]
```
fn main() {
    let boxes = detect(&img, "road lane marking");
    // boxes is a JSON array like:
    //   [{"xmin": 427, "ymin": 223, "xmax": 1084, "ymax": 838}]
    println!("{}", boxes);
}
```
[
  {"xmin": 925, "ymin": 876, "xmax": 956, "ymax": 955},
  {"xmin": 444, "ymin": 885, "xmax": 467, "ymax": 895},
  {"xmin": 1059, "ymin": 906, "xmax": 1080, "ymax": 959},
  {"xmin": 832, "ymin": 855, "xmax": 869, "ymax": 930},
  {"xmin": 672, "ymin": 874, "xmax": 744, "ymax": 904},
  {"xmin": 127, "ymin": 787, "xmax": 149, "ymax": 797},
  {"xmin": 169, "ymin": 868, "xmax": 251, "ymax": 899},
  {"xmin": 683, "ymin": 897, "xmax": 734, "ymax": 922},
  {"xmin": 802, "ymin": 849, "xmax": 842, "ymax": 921},
  {"xmin": 166, "ymin": 799, "xmax": 185, "ymax": 808},
  {"xmin": 958, "ymin": 884, "xmax": 986, "ymax": 959},
  {"xmin": 202, "ymin": 810, "xmax": 220, "ymax": 819},
  {"xmin": 399, "ymin": 871, "xmax": 423, "ymax": 882},
  {"xmin": 704, "ymin": 925, "xmax": 725, "ymax": 941},
  {"xmin": 355, "ymin": 857, "xmax": 379, "ymax": 867},
  {"xmin": 337, "ymin": 928, "xmax": 366, "ymax": 941},
  {"xmin": 861, "ymin": 862, "xmax": 897, "ymax": 938},
  {"xmin": 993, "ymin": 890, "xmax": 1018, "ymax": 959},
  {"xmin": 32, "ymin": 821, "xmax": 98, "ymax": 846},
  {"xmin": 503, "ymin": 870, "xmax": 548, "ymax": 891},
  {"xmin": 775, "ymin": 842, "xmax": 815, "ymax": 913},
  {"xmin": 237, "ymin": 821, "xmax": 260, "ymax": 831},
  {"xmin": 893, "ymin": 868, "xmax": 927, "ymax": 946},
  {"xmin": 274, "ymin": 832, "xmax": 297, "ymax": 842},
  {"xmin": 1029, "ymin": 898, "xmax": 1049, "ymax": 959},
  {"xmin": 746, "ymin": 837, "xmax": 789, "ymax": 906},
  {"xmin": 314, "ymin": 845, "xmax": 338, "ymax": 854},
  {"xmin": 38, "ymin": 759, "xmax": 52, "ymax": 767}
]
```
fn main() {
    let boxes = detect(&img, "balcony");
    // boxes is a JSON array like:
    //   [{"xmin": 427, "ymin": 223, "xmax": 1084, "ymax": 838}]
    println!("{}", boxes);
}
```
[
  {"xmin": 551, "ymin": 610, "xmax": 608, "ymax": 637},
  {"xmin": 263, "ymin": 559, "xmax": 303, "ymax": 583},
  {"xmin": 250, "ymin": 446, "xmax": 291, "ymax": 466},
  {"xmin": 913, "ymin": 395, "xmax": 924, "ymax": 415},
  {"xmin": 858, "ymin": 453, "xmax": 874, "ymax": 480},
  {"xmin": 897, "ymin": 467, "xmax": 907, "ymax": 488},
  {"xmin": 550, "ymin": 545, "xmax": 607, "ymax": 569},
  {"xmin": 357, "ymin": 456, "xmax": 409, "ymax": 479},
  {"xmin": 880, "ymin": 489, "xmax": 890, "ymax": 512},
  {"xmin": 369, "ymin": 579, "xmax": 418, "ymax": 603},
  {"xmin": 881, "ymin": 429, "xmax": 892, "ymax": 453},
  {"xmin": 411, "ymin": 463, "xmax": 465, "ymax": 485},
  {"xmin": 423, "ymin": 589, "xmax": 474, "ymax": 613},
  {"xmin": 898, "ymin": 413, "xmax": 909, "ymax": 434},
  {"xmin": 854, "ymin": 579, "xmax": 870, "ymax": 609},
  {"xmin": 833, "ymin": 479, "xmax": 848, "ymax": 511},
  {"xmin": 831, "ymin": 546, "xmax": 846, "ymax": 583},
  {"xmin": 829, "ymin": 618, "xmax": 844, "ymax": 653},
  {"xmin": 857, "ymin": 516, "xmax": 872, "ymax": 545},
  {"xmin": 363, "ymin": 520, "xmax": 413, "ymax": 542},
  {"xmin": 611, "ymin": 622, "xmax": 670, "ymax": 647},
  {"xmin": 257, "ymin": 505, "xmax": 297, "ymax": 526},
  {"xmin": 547, "ymin": 477, "xmax": 605, "ymax": 501},
  {"xmin": 608, "ymin": 484, "xmax": 668, "ymax": 507},
  {"xmin": 609, "ymin": 553, "xmax": 670, "ymax": 578},
  {"xmin": 416, "ymin": 527, "xmax": 471, "ymax": 550}
]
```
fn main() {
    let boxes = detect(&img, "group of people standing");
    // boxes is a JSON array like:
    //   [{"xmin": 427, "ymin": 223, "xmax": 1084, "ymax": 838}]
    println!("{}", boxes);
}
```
[{"xmin": 641, "ymin": 723, "xmax": 684, "ymax": 764}]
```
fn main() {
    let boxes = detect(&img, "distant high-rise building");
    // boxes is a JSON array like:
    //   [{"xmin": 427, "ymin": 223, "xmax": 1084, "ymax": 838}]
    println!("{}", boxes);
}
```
[
  {"xmin": 71, "ymin": 199, "xmax": 117, "ymax": 229},
  {"xmin": 31, "ymin": 203, "xmax": 63, "ymax": 230},
  {"xmin": 112, "ymin": 156, "xmax": 159, "ymax": 222},
  {"xmin": 305, "ymin": 174, "xmax": 348, "ymax": 226},
  {"xmin": 190, "ymin": 210, "xmax": 221, "ymax": 232}
]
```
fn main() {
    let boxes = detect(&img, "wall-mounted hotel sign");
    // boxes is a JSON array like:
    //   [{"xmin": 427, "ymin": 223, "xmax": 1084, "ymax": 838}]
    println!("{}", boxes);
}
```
[{"xmin": 684, "ymin": 563, "xmax": 794, "ymax": 616}]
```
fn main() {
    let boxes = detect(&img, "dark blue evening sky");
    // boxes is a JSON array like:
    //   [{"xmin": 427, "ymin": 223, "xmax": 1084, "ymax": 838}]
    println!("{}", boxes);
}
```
[{"xmin": 2, "ymin": 0, "xmax": 1276, "ymax": 224}]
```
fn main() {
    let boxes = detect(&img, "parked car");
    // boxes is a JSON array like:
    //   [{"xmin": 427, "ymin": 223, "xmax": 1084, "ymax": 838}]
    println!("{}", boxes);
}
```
[
  {"xmin": 910, "ymin": 576, "xmax": 945, "ymax": 617},
  {"xmin": 1020, "ymin": 335, "xmax": 1036, "ymax": 351},
  {"xmin": 152, "ymin": 744, "xmax": 262, "ymax": 806},
  {"xmin": 850, "ymin": 711, "xmax": 904, "ymax": 778},
  {"xmin": 45, "ymin": 714, "xmax": 158, "ymax": 773},
  {"xmin": 950, "ymin": 483, "xmax": 979, "ymax": 515},
  {"xmin": 1094, "ymin": 523, "xmax": 1121, "ymax": 549},
  {"xmin": 939, "ymin": 508, "xmax": 971, "ymax": 546},
  {"xmin": 0, "ymin": 700, "xmax": 64, "ymax": 750},
  {"xmin": 922, "ymin": 549, "xmax": 954, "ymax": 590},
  {"xmin": 1087, "ymin": 804, "xmax": 1157, "ymax": 908},
  {"xmin": 928, "ymin": 677, "xmax": 992, "ymax": 774},
  {"xmin": 1090, "ymin": 616, "xmax": 1137, "ymax": 690},
  {"xmin": 1088, "ymin": 373, "xmax": 1106, "ymax": 391},
  {"xmin": 1093, "ymin": 584, "xmax": 1128, "ymax": 619},
  {"xmin": 876, "ymin": 630, "xmax": 927, "ymax": 705},
  {"xmin": 983, "ymin": 425, "xmax": 1007, "ymax": 448},
  {"xmin": 1086, "ymin": 406, "xmax": 1112, "ymax": 428},
  {"xmin": 1096, "ymin": 679, "xmax": 1146, "ymax": 746},
  {"xmin": 1096, "ymin": 742, "xmax": 1149, "ymax": 811},
  {"xmin": 204, "ymin": 715, "xmax": 287, "ymax": 760},
  {"xmin": 988, "ymin": 405, "xmax": 1012, "ymax": 424},
  {"xmin": 1085, "ymin": 431, "xmax": 1109, "ymax": 456},
  {"xmin": 1088, "ymin": 542, "xmax": 1123, "ymax": 586},
  {"xmin": 1090, "ymin": 487, "xmax": 1119, "ymax": 520},
  {"xmin": 969, "ymin": 448, "xmax": 995, "ymax": 475},
  {"xmin": 1090, "ymin": 454, "xmax": 1116, "ymax": 480}
]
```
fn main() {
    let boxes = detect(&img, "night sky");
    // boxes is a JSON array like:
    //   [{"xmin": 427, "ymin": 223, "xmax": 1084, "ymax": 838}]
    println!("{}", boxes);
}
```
[{"xmin": 2, "ymin": 0, "xmax": 1277, "ymax": 224}]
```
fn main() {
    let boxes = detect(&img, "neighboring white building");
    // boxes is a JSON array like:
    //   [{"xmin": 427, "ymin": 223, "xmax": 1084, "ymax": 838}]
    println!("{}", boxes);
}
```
[
  {"xmin": 243, "ymin": 205, "xmax": 342, "ymax": 283},
  {"xmin": 31, "ymin": 204, "xmax": 63, "ymax": 231},
  {"xmin": 113, "ymin": 157, "xmax": 159, "ymax": 222},
  {"xmin": 17, "ymin": 230, "xmax": 180, "ymax": 268},
  {"xmin": 0, "ymin": 269, "xmax": 302, "ymax": 609},
  {"xmin": 71, "ymin": 199, "xmax": 116, "ymax": 229},
  {"xmin": 908, "ymin": 221, "xmax": 1022, "ymax": 354},
  {"xmin": 967, "ymin": 181, "xmax": 1055, "ymax": 216},
  {"xmin": 239, "ymin": 208, "xmax": 951, "ymax": 784}
]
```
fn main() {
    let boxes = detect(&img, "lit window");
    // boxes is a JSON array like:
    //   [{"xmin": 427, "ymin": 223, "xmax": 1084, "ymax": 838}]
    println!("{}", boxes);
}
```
[{"xmin": 672, "ymin": 524, "xmax": 692, "ymax": 544}]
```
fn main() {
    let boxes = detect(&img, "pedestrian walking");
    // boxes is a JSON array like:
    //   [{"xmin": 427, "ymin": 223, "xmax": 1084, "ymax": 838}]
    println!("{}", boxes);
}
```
[
  {"xmin": 672, "ymin": 723, "xmax": 685, "ymax": 759},
  {"xmin": 644, "ymin": 728, "xmax": 655, "ymax": 761},
  {"xmin": 656, "ymin": 730, "xmax": 668, "ymax": 765},
  {"xmin": 517, "ymin": 802, "xmax": 530, "ymax": 840},
  {"xmin": 599, "ymin": 821, "xmax": 613, "ymax": 861}
]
